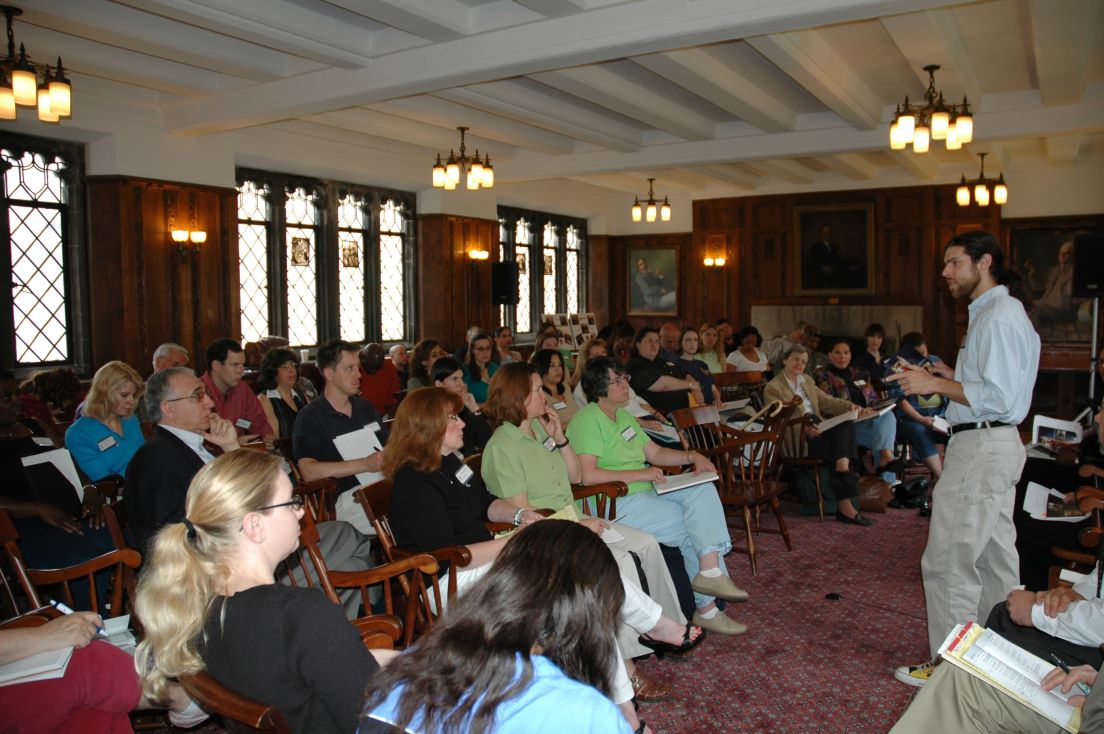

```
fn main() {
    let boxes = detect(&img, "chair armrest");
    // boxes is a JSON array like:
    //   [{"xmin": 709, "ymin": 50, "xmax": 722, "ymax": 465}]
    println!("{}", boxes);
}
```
[
  {"xmin": 354, "ymin": 614, "xmax": 402, "ymax": 650},
  {"xmin": 327, "ymin": 553, "xmax": 439, "ymax": 590},
  {"xmin": 393, "ymin": 544, "xmax": 472, "ymax": 568},
  {"xmin": 571, "ymin": 482, "xmax": 628, "ymax": 501},
  {"xmin": 26, "ymin": 547, "xmax": 142, "ymax": 584}
]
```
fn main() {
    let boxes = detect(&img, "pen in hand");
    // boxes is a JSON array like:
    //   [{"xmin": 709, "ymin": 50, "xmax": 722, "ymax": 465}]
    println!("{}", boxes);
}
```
[
  {"xmin": 49, "ymin": 598, "xmax": 105, "ymax": 636},
  {"xmin": 1050, "ymin": 653, "xmax": 1093, "ymax": 696}
]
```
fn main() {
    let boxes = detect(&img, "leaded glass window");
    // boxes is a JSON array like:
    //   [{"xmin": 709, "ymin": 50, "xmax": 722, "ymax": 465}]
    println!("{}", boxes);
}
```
[
  {"xmin": 237, "ymin": 180, "xmax": 270, "ymax": 343},
  {"xmin": 378, "ymin": 200, "xmax": 407, "ymax": 341},
  {"xmin": 514, "ymin": 217, "xmax": 532, "ymax": 334},
  {"xmin": 566, "ymin": 225, "xmax": 581, "ymax": 314},
  {"xmin": 542, "ymin": 221, "xmax": 558, "ymax": 318},
  {"xmin": 337, "ymin": 192, "xmax": 366, "ymax": 343},
  {"xmin": 3, "ymin": 149, "xmax": 69, "ymax": 364},
  {"xmin": 285, "ymin": 187, "xmax": 319, "ymax": 347}
]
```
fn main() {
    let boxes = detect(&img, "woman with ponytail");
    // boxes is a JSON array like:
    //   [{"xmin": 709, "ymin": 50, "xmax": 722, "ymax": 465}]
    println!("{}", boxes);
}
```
[{"xmin": 134, "ymin": 450, "xmax": 391, "ymax": 734}]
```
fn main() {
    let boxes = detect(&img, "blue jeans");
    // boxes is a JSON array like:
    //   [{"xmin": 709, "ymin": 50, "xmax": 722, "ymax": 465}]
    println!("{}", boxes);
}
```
[
  {"xmin": 14, "ymin": 516, "xmax": 116, "ymax": 610},
  {"xmin": 853, "ymin": 411, "xmax": 898, "ymax": 483},
  {"xmin": 614, "ymin": 482, "xmax": 732, "ymax": 609},
  {"xmin": 895, "ymin": 406, "xmax": 943, "ymax": 460}
]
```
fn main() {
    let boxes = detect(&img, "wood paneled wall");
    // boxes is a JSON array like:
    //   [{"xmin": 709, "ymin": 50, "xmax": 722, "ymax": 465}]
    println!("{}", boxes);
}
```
[
  {"xmin": 86, "ymin": 176, "xmax": 238, "ymax": 374},
  {"xmin": 416, "ymin": 214, "xmax": 498, "ymax": 351},
  {"xmin": 605, "ymin": 184, "xmax": 1001, "ymax": 358}
]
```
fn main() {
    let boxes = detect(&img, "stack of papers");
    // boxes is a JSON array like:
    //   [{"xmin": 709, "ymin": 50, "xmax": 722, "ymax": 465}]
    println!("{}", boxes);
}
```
[{"xmin": 1022, "ymin": 482, "xmax": 1091, "ymax": 523}]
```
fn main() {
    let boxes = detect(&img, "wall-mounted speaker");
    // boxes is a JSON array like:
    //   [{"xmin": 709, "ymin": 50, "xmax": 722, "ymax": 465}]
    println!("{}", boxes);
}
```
[
  {"xmin": 1072, "ymin": 233, "xmax": 1103, "ymax": 297},
  {"xmin": 492, "ymin": 261, "xmax": 519, "ymax": 305}
]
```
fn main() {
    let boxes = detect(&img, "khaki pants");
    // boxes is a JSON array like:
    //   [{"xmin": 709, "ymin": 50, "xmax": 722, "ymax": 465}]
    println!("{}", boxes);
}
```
[{"xmin": 922, "ymin": 426, "xmax": 1025, "ymax": 657}]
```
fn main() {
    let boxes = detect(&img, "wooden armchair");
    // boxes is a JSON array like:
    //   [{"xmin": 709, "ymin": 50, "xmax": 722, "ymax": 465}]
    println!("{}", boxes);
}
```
[
  {"xmin": 1046, "ymin": 488, "xmax": 1104, "ymax": 587},
  {"xmin": 292, "ymin": 477, "xmax": 340, "ymax": 523},
  {"xmin": 714, "ymin": 371, "xmax": 767, "ymax": 409},
  {"xmin": 178, "ymin": 671, "xmax": 292, "ymax": 734},
  {"xmin": 0, "ymin": 506, "xmax": 141, "ymax": 615},
  {"xmin": 272, "ymin": 436, "xmax": 304, "ymax": 485},
  {"xmin": 573, "ymin": 482, "xmax": 628, "ymax": 521},
  {"xmin": 292, "ymin": 509, "xmax": 434, "ymax": 648},
  {"xmin": 778, "ymin": 410, "xmax": 827, "ymax": 521}
]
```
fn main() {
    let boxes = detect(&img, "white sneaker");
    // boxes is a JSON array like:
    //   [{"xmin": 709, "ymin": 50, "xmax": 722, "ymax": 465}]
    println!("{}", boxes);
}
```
[{"xmin": 894, "ymin": 661, "xmax": 935, "ymax": 687}]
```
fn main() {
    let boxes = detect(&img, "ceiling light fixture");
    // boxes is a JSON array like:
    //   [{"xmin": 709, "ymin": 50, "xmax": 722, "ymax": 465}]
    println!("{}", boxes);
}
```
[
  {"xmin": 631, "ymin": 178, "xmax": 670, "ymax": 223},
  {"xmin": 955, "ymin": 152, "xmax": 1008, "ymax": 208},
  {"xmin": 889, "ymin": 64, "xmax": 972, "ymax": 154},
  {"xmin": 432, "ymin": 126, "xmax": 493, "ymax": 191},
  {"xmin": 0, "ymin": 6, "xmax": 71, "ymax": 123}
]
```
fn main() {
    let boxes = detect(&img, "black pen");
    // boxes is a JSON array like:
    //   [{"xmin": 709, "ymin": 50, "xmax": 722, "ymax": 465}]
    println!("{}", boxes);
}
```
[{"xmin": 1050, "ymin": 653, "xmax": 1092, "ymax": 696}]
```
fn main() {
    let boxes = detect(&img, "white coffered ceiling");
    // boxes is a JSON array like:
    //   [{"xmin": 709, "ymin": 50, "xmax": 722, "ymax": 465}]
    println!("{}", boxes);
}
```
[{"xmin": 15, "ymin": 0, "xmax": 1104, "ymax": 203}]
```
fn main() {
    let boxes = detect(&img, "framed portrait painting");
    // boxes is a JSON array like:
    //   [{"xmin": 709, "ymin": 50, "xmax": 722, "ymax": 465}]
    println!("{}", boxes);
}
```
[
  {"xmin": 793, "ymin": 204, "xmax": 875, "ymax": 295},
  {"xmin": 627, "ymin": 246, "xmax": 678, "ymax": 316}
]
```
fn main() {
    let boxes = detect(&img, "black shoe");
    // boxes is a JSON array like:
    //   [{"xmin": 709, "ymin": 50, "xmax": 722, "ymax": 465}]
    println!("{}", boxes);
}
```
[
  {"xmin": 881, "ymin": 459, "xmax": 906, "ymax": 475},
  {"xmin": 835, "ymin": 511, "xmax": 873, "ymax": 526}
]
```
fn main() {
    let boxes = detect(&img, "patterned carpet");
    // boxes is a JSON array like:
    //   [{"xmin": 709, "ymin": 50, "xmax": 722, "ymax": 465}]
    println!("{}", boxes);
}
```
[{"xmin": 635, "ymin": 503, "xmax": 931, "ymax": 734}]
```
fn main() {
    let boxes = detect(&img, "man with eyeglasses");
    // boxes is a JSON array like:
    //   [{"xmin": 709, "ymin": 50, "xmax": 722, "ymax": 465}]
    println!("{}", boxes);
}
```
[{"xmin": 125, "ymin": 367, "xmax": 241, "ymax": 553}]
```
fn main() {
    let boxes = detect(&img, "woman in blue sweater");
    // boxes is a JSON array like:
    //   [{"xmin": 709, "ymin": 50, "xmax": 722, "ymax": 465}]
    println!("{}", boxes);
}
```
[{"xmin": 65, "ymin": 361, "xmax": 145, "ymax": 481}]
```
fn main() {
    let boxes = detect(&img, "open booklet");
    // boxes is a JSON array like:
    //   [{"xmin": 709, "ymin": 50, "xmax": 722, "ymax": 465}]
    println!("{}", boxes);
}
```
[
  {"xmin": 1022, "ymin": 481, "xmax": 1092, "ymax": 523},
  {"xmin": 937, "ymin": 621, "xmax": 1082, "ymax": 733},
  {"xmin": 652, "ymin": 470, "xmax": 720, "ymax": 495},
  {"xmin": 1025, "ymin": 415, "xmax": 1083, "ymax": 461},
  {"xmin": 0, "ymin": 613, "xmax": 137, "ymax": 688}
]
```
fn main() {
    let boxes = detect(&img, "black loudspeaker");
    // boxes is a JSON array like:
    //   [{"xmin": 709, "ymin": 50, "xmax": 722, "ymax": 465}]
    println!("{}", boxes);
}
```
[
  {"xmin": 1072, "ymin": 234, "xmax": 1104, "ymax": 297},
  {"xmin": 491, "ymin": 261, "xmax": 519, "ymax": 305}
]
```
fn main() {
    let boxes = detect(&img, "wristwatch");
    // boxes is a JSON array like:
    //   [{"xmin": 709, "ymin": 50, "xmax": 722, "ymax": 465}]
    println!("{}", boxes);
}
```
[{"xmin": 512, "ymin": 508, "xmax": 525, "ymax": 527}]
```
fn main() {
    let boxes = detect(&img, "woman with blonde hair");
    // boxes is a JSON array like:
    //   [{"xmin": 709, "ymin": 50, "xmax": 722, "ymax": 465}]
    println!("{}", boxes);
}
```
[
  {"xmin": 65, "ymin": 360, "xmax": 145, "ymax": 481},
  {"xmin": 696, "ymin": 322, "xmax": 728, "ymax": 374},
  {"xmin": 134, "ymin": 450, "xmax": 391, "ymax": 734}
]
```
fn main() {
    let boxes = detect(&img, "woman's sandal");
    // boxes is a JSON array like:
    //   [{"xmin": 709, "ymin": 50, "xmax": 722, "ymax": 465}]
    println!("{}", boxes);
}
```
[
  {"xmin": 629, "ymin": 669, "xmax": 672, "ymax": 702},
  {"xmin": 637, "ymin": 622, "xmax": 705, "ymax": 655}
]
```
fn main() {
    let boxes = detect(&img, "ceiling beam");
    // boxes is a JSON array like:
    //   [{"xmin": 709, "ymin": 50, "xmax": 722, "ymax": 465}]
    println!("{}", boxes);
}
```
[
  {"xmin": 1044, "ymin": 134, "xmax": 1084, "ymax": 165},
  {"xmin": 746, "ymin": 158, "xmax": 817, "ymax": 184},
  {"xmin": 892, "ymin": 150, "xmax": 940, "ymax": 180},
  {"xmin": 322, "ymin": 0, "xmax": 470, "ymax": 42},
  {"xmin": 437, "ymin": 82, "xmax": 644, "ymax": 152},
  {"xmin": 569, "ymin": 173, "xmax": 652, "ymax": 194},
  {"xmin": 1028, "ymin": 0, "xmax": 1097, "ymax": 106},
  {"xmin": 689, "ymin": 164, "xmax": 761, "ymax": 190},
  {"xmin": 302, "ymin": 109, "xmax": 518, "ymax": 159},
  {"xmin": 532, "ymin": 64, "xmax": 717, "ymax": 140},
  {"xmin": 633, "ymin": 45, "xmax": 797, "ymax": 133},
  {"xmin": 512, "ymin": 0, "xmax": 589, "ymax": 18},
  {"xmin": 747, "ymin": 29, "xmax": 884, "ymax": 130},
  {"xmin": 880, "ymin": 9, "xmax": 980, "ymax": 103},
  {"xmin": 816, "ymin": 152, "xmax": 880, "ymax": 180},
  {"xmin": 162, "ymin": 0, "xmax": 965, "ymax": 134}
]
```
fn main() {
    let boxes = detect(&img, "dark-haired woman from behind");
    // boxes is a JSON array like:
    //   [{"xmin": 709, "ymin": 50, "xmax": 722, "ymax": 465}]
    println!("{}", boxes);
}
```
[
  {"xmin": 257, "ymin": 347, "xmax": 311, "ymax": 438},
  {"xmin": 359, "ymin": 520, "xmax": 634, "ymax": 734},
  {"xmin": 431, "ymin": 356, "xmax": 492, "ymax": 456}
]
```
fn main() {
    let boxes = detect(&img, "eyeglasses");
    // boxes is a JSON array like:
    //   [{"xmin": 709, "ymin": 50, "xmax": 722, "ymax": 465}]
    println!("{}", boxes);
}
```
[
  {"xmin": 608, "ymin": 375, "xmax": 628, "ymax": 386},
  {"xmin": 257, "ymin": 495, "xmax": 305, "ymax": 513},
  {"xmin": 163, "ymin": 388, "xmax": 206, "ymax": 403},
  {"xmin": 447, "ymin": 414, "xmax": 463, "ymax": 423}
]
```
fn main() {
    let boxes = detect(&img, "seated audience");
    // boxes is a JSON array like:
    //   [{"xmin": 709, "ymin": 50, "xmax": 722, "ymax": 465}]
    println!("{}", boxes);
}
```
[
  {"xmin": 0, "ymin": 611, "xmax": 201, "ymax": 732},
  {"xmin": 360, "ymin": 521, "xmax": 637, "ymax": 734},
  {"xmin": 65, "ymin": 361, "xmax": 145, "ymax": 482},
  {"xmin": 890, "ymin": 332, "xmax": 946, "ymax": 482},
  {"xmin": 813, "ymin": 338, "xmax": 901, "ymax": 486},
  {"xmin": 462, "ymin": 331, "xmax": 498, "ymax": 404},
  {"xmin": 676, "ymin": 326, "xmax": 721, "ymax": 405},
  {"xmin": 200, "ymin": 337, "xmax": 273, "ymax": 447},
  {"xmin": 696, "ymin": 322, "xmax": 728, "ymax": 374},
  {"xmin": 727, "ymin": 325, "xmax": 771, "ymax": 374},
  {"xmin": 388, "ymin": 344, "xmax": 410, "ymax": 390},
  {"xmin": 532, "ymin": 348, "xmax": 579, "ymax": 427},
  {"xmin": 255, "ymin": 335, "xmax": 320, "ymax": 401},
  {"xmin": 493, "ymin": 326, "xmax": 522, "ymax": 365},
  {"xmin": 572, "ymin": 338, "xmax": 669, "ymax": 434},
  {"xmin": 568, "ymin": 356, "xmax": 749, "ymax": 636},
  {"xmin": 765, "ymin": 345, "xmax": 874, "ymax": 526},
  {"xmin": 570, "ymin": 336, "xmax": 606, "ymax": 393},
  {"xmin": 658, "ymin": 322, "xmax": 681, "ymax": 360},
  {"xmin": 852, "ymin": 322, "xmax": 888, "ymax": 385},
  {"xmin": 716, "ymin": 317, "xmax": 738, "ymax": 355},
  {"xmin": 256, "ymin": 347, "xmax": 310, "ymax": 439},
  {"xmin": 1, "ymin": 368, "xmax": 115, "ymax": 608},
  {"xmin": 452, "ymin": 325, "xmax": 482, "ymax": 364},
  {"xmin": 151, "ymin": 342, "xmax": 189, "ymax": 372},
  {"xmin": 431, "ymin": 356, "xmax": 491, "ymax": 456},
  {"xmin": 19, "ymin": 367, "xmax": 82, "ymax": 426},
  {"xmin": 763, "ymin": 321, "xmax": 808, "ymax": 374},
  {"xmin": 358, "ymin": 343, "xmax": 401, "ymax": 417},
  {"xmin": 408, "ymin": 338, "xmax": 448, "ymax": 391},
  {"xmin": 626, "ymin": 327, "xmax": 703, "ymax": 416},
  {"xmin": 134, "ymin": 451, "xmax": 394, "ymax": 734},
  {"xmin": 125, "ymin": 366, "xmax": 241, "ymax": 552},
  {"xmin": 535, "ymin": 329, "xmax": 575, "ymax": 372},
  {"xmin": 293, "ymin": 339, "xmax": 387, "ymax": 533}
]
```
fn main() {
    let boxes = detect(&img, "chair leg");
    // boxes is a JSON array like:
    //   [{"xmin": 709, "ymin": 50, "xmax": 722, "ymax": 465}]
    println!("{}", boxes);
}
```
[
  {"xmin": 813, "ymin": 469, "xmax": 825, "ymax": 522},
  {"xmin": 771, "ymin": 497, "xmax": 793, "ymax": 551},
  {"xmin": 742, "ymin": 506, "xmax": 757, "ymax": 576}
]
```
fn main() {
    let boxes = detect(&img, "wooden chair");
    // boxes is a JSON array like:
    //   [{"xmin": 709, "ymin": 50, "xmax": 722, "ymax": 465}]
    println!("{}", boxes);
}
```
[
  {"xmin": 178, "ymin": 671, "xmax": 292, "ymax": 734},
  {"xmin": 714, "ymin": 371, "xmax": 767, "ymax": 409},
  {"xmin": 1046, "ymin": 488, "xmax": 1104, "ymax": 587},
  {"xmin": 292, "ymin": 477, "xmax": 339, "ymax": 523},
  {"xmin": 778, "ymin": 410, "xmax": 827, "ymax": 521},
  {"xmin": 0, "ymin": 506, "xmax": 141, "ymax": 615},
  {"xmin": 272, "ymin": 436, "xmax": 303, "ymax": 485},
  {"xmin": 295, "ymin": 508, "xmax": 437, "ymax": 648},
  {"xmin": 573, "ymin": 482, "xmax": 628, "ymax": 520},
  {"xmin": 353, "ymin": 479, "xmax": 473, "ymax": 605},
  {"xmin": 461, "ymin": 453, "xmax": 513, "ymax": 533}
]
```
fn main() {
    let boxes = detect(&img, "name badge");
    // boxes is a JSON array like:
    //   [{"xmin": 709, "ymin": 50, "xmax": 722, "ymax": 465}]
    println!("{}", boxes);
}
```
[
  {"xmin": 235, "ymin": 418, "xmax": 252, "ymax": 430},
  {"xmin": 552, "ymin": 401, "xmax": 567, "ymax": 410},
  {"xmin": 854, "ymin": 380, "xmax": 866, "ymax": 387},
  {"xmin": 366, "ymin": 421, "xmax": 381, "ymax": 434},
  {"xmin": 454, "ymin": 464, "xmax": 474, "ymax": 485},
  {"xmin": 542, "ymin": 436, "xmax": 557, "ymax": 452},
  {"xmin": 621, "ymin": 426, "xmax": 637, "ymax": 441},
  {"xmin": 97, "ymin": 436, "xmax": 117, "ymax": 452}
]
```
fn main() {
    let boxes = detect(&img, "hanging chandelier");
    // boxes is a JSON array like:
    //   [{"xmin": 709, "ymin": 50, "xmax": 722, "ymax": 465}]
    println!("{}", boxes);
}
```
[
  {"xmin": 432, "ymin": 126, "xmax": 494, "ymax": 191},
  {"xmin": 889, "ymin": 64, "xmax": 972, "ymax": 153},
  {"xmin": 631, "ymin": 178, "xmax": 670, "ymax": 223},
  {"xmin": 0, "ymin": 6, "xmax": 71, "ymax": 123},
  {"xmin": 956, "ymin": 152, "xmax": 1007, "ymax": 207}
]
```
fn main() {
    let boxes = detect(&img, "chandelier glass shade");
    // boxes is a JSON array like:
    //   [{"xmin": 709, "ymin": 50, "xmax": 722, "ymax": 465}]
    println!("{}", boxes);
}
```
[
  {"xmin": 956, "ymin": 152, "xmax": 1007, "ymax": 207},
  {"xmin": 890, "ymin": 65, "xmax": 971, "ymax": 153},
  {"xmin": 431, "ymin": 126, "xmax": 494, "ymax": 191},
  {"xmin": 631, "ymin": 177, "xmax": 670, "ymax": 223},
  {"xmin": 0, "ymin": 6, "xmax": 71, "ymax": 123}
]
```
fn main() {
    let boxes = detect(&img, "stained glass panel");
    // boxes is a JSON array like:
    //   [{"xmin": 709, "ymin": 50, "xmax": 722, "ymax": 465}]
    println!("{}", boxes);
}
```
[
  {"xmin": 337, "ymin": 193, "xmax": 366, "ymax": 343},
  {"xmin": 499, "ymin": 221, "xmax": 507, "ymax": 328},
  {"xmin": 566, "ymin": 225, "xmax": 581, "ymax": 314},
  {"xmin": 4, "ymin": 150, "xmax": 68, "ymax": 363},
  {"xmin": 285, "ymin": 187, "xmax": 318, "ymax": 346},
  {"xmin": 543, "ymin": 222, "xmax": 558, "ymax": 317},
  {"xmin": 514, "ymin": 218, "xmax": 531, "ymax": 334},
  {"xmin": 379, "ymin": 200, "xmax": 406, "ymax": 341}
]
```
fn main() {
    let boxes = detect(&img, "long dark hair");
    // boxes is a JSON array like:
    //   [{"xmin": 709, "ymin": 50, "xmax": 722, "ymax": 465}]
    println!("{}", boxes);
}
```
[
  {"xmin": 530, "ymin": 348, "xmax": 565, "ymax": 396},
  {"xmin": 945, "ymin": 230, "xmax": 1033, "ymax": 307},
  {"xmin": 464, "ymin": 331, "xmax": 495, "ymax": 379},
  {"xmin": 359, "ymin": 520, "xmax": 624, "ymax": 734},
  {"xmin": 410, "ymin": 339, "xmax": 441, "ymax": 384}
]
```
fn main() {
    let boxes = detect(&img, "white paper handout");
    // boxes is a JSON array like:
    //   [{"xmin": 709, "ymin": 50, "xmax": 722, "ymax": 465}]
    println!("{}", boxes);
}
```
[
  {"xmin": 1022, "ymin": 481, "xmax": 1091, "ymax": 523},
  {"xmin": 1025, "ymin": 415, "xmax": 1083, "ymax": 460},
  {"xmin": 20, "ymin": 448, "xmax": 84, "ymax": 502},
  {"xmin": 653, "ymin": 470, "xmax": 720, "ymax": 495},
  {"xmin": 332, "ymin": 424, "xmax": 385, "ymax": 488}
]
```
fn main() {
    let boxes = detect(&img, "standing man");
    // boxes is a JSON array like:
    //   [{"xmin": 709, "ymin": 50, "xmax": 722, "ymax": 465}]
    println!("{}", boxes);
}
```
[
  {"xmin": 889, "ymin": 231, "xmax": 1040, "ymax": 686},
  {"xmin": 200, "ymin": 338, "xmax": 274, "ymax": 447}
]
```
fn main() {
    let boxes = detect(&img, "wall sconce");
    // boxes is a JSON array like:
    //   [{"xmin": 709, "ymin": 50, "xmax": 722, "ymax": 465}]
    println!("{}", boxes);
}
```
[
  {"xmin": 170, "ymin": 228, "xmax": 205, "ymax": 255},
  {"xmin": 467, "ymin": 247, "xmax": 489, "ymax": 260},
  {"xmin": 703, "ymin": 234, "xmax": 727, "ymax": 267},
  {"xmin": 703, "ymin": 255, "xmax": 727, "ymax": 267}
]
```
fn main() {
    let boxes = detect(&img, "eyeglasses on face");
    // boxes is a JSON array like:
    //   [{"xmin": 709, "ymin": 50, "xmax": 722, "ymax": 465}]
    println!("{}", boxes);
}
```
[
  {"xmin": 257, "ymin": 495, "xmax": 305, "ymax": 512},
  {"xmin": 608, "ymin": 375, "xmax": 628, "ymax": 386},
  {"xmin": 163, "ymin": 388, "xmax": 206, "ymax": 403},
  {"xmin": 446, "ymin": 413, "xmax": 463, "ymax": 423}
]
